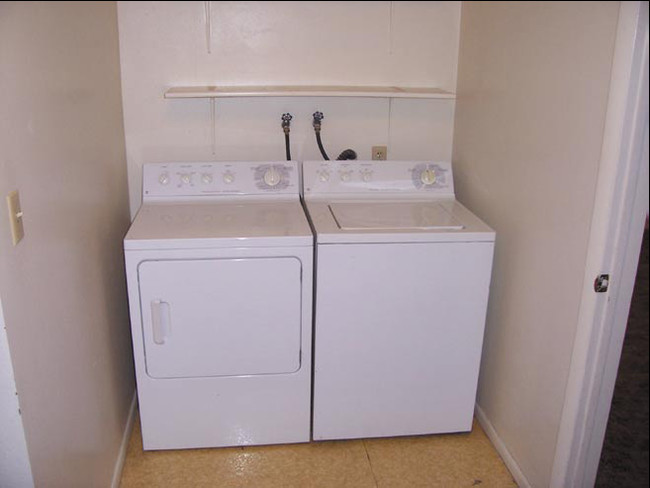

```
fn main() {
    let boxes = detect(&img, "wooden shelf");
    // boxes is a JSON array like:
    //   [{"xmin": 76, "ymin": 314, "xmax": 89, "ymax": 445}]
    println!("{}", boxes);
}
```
[{"xmin": 164, "ymin": 85, "xmax": 455, "ymax": 100}]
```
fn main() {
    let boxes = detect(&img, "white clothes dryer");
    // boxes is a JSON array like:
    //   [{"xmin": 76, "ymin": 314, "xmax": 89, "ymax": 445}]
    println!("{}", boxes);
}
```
[
  {"xmin": 303, "ymin": 160, "xmax": 495, "ymax": 441},
  {"xmin": 124, "ymin": 161, "xmax": 313, "ymax": 450}
]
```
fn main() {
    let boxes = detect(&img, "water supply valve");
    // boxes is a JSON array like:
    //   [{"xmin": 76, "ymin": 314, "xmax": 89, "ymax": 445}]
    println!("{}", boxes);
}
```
[{"xmin": 281, "ymin": 113, "xmax": 293, "ymax": 133}]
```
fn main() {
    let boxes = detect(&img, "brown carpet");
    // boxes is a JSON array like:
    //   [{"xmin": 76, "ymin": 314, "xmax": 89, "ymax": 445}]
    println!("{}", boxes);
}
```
[{"xmin": 596, "ymin": 228, "xmax": 649, "ymax": 487}]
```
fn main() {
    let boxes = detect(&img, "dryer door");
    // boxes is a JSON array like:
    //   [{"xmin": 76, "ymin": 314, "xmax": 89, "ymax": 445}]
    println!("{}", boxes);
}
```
[{"xmin": 137, "ymin": 257, "xmax": 302, "ymax": 378}]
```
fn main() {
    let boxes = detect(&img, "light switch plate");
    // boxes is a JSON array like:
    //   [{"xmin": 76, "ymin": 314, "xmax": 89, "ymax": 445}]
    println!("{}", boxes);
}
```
[{"xmin": 6, "ymin": 190, "xmax": 24, "ymax": 246}]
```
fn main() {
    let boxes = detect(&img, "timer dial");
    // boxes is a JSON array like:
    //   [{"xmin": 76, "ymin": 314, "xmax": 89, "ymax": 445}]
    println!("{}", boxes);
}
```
[{"xmin": 255, "ymin": 164, "xmax": 290, "ymax": 190}]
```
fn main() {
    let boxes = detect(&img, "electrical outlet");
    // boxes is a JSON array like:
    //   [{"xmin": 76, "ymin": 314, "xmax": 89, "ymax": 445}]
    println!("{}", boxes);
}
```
[{"xmin": 372, "ymin": 146, "xmax": 387, "ymax": 160}]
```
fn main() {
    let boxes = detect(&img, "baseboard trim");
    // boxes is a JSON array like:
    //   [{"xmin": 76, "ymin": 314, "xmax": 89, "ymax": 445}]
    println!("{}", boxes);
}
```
[
  {"xmin": 475, "ymin": 403, "xmax": 532, "ymax": 488},
  {"xmin": 111, "ymin": 391, "xmax": 137, "ymax": 488}
]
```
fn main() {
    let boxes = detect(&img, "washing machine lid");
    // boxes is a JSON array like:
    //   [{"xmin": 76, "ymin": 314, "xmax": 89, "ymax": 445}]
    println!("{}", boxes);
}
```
[
  {"xmin": 306, "ymin": 199, "xmax": 495, "ymax": 244},
  {"xmin": 329, "ymin": 202, "xmax": 464, "ymax": 230},
  {"xmin": 124, "ymin": 201, "xmax": 313, "ymax": 250}
]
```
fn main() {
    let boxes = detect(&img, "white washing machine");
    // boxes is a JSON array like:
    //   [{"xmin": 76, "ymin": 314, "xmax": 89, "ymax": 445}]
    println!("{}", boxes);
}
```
[
  {"xmin": 303, "ymin": 160, "xmax": 495, "ymax": 441},
  {"xmin": 124, "ymin": 161, "xmax": 313, "ymax": 450}
]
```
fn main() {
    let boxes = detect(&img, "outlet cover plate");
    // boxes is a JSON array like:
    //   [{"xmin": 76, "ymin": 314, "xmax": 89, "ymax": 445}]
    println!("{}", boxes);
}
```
[{"xmin": 372, "ymin": 146, "xmax": 387, "ymax": 160}]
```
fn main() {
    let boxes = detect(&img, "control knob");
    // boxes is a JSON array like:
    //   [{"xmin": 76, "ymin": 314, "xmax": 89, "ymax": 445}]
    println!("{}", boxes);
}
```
[
  {"xmin": 264, "ymin": 167, "xmax": 282, "ymax": 187},
  {"xmin": 339, "ymin": 170, "xmax": 353, "ymax": 182},
  {"xmin": 420, "ymin": 168, "xmax": 437, "ymax": 185},
  {"xmin": 158, "ymin": 172, "xmax": 170, "ymax": 185}
]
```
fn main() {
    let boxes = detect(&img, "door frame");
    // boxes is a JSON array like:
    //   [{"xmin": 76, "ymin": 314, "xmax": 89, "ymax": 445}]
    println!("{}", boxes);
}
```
[{"xmin": 551, "ymin": 2, "xmax": 649, "ymax": 487}]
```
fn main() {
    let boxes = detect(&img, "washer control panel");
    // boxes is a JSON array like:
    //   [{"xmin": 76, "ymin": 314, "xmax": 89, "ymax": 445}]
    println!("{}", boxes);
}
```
[
  {"xmin": 143, "ymin": 162, "xmax": 298, "ymax": 200},
  {"xmin": 303, "ymin": 160, "xmax": 454, "ymax": 197}
]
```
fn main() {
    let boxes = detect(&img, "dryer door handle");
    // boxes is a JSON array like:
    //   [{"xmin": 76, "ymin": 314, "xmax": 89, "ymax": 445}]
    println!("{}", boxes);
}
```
[{"xmin": 151, "ymin": 300, "xmax": 171, "ymax": 345}]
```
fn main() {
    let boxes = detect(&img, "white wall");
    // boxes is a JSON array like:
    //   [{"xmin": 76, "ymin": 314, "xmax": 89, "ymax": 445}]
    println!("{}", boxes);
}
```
[
  {"xmin": 0, "ymin": 299, "xmax": 33, "ymax": 488},
  {"xmin": 118, "ymin": 1, "xmax": 461, "ymax": 215},
  {"xmin": 0, "ymin": 2, "xmax": 134, "ymax": 486},
  {"xmin": 452, "ymin": 2, "xmax": 621, "ymax": 487}
]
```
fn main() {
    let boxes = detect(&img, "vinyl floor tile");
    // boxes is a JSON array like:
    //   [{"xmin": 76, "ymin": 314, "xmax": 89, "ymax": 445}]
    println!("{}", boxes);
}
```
[
  {"xmin": 120, "ymin": 417, "xmax": 375, "ymax": 488},
  {"xmin": 120, "ymin": 416, "xmax": 515, "ymax": 487},
  {"xmin": 362, "ymin": 420, "xmax": 517, "ymax": 487}
]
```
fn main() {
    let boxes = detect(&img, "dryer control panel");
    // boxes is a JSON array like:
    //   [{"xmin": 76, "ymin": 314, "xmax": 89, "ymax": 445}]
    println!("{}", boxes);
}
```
[
  {"xmin": 303, "ymin": 160, "xmax": 455, "ymax": 198},
  {"xmin": 142, "ymin": 161, "xmax": 299, "ymax": 200}
]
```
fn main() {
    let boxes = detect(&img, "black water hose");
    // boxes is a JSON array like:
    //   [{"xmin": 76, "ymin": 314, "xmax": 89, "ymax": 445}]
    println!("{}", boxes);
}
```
[
  {"xmin": 315, "ymin": 131, "xmax": 330, "ymax": 160},
  {"xmin": 284, "ymin": 132, "xmax": 291, "ymax": 161},
  {"xmin": 312, "ymin": 111, "xmax": 357, "ymax": 161},
  {"xmin": 336, "ymin": 149, "xmax": 357, "ymax": 160},
  {"xmin": 312, "ymin": 111, "xmax": 330, "ymax": 160},
  {"xmin": 281, "ymin": 113, "xmax": 293, "ymax": 161}
]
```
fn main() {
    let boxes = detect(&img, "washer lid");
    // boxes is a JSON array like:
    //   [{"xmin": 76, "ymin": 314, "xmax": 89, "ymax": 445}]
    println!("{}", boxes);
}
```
[
  {"xmin": 124, "ymin": 201, "xmax": 313, "ymax": 250},
  {"xmin": 329, "ymin": 202, "xmax": 464, "ymax": 230},
  {"xmin": 306, "ymin": 199, "xmax": 494, "ymax": 244}
]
